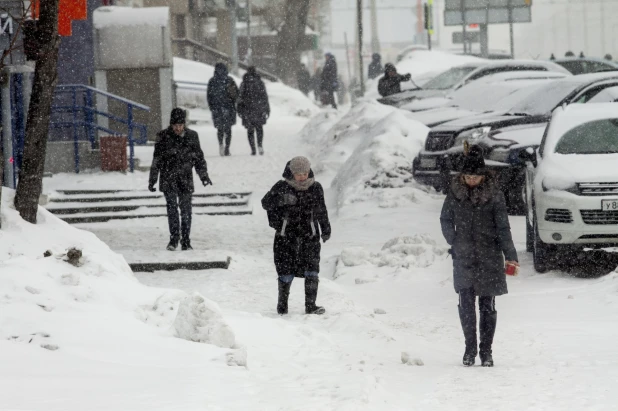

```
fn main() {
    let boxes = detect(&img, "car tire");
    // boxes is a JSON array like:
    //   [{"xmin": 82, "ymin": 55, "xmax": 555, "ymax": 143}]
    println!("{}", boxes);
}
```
[
  {"xmin": 526, "ymin": 214, "xmax": 534, "ymax": 253},
  {"xmin": 532, "ymin": 217, "xmax": 551, "ymax": 273}
]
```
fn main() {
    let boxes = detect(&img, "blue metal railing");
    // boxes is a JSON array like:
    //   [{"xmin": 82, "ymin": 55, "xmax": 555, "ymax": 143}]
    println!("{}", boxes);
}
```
[{"xmin": 50, "ymin": 84, "xmax": 150, "ymax": 173}]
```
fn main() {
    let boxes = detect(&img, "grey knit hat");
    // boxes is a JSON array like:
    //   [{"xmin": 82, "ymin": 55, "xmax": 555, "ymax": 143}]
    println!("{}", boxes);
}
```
[{"xmin": 289, "ymin": 156, "xmax": 311, "ymax": 175}]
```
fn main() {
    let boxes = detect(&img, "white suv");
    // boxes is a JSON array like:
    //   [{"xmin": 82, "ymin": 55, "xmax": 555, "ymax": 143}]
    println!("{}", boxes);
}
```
[{"xmin": 522, "ymin": 103, "xmax": 618, "ymax": 272}]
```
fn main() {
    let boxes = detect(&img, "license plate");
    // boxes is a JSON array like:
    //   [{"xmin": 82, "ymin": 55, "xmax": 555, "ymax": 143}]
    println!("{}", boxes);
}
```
[
  {"xmin": 420, "ymin": 157, "xmax": 437, "ymax": 169},
  {"xmin": 602, "ymin": 200, "xmax": 618, "ymax": 211}
]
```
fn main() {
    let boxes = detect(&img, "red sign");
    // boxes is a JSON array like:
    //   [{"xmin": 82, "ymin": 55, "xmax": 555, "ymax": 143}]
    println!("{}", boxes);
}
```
[
  {"xmin": 33, "ymin": 0, "xmax": 87, "ymax": 36},
  {"xmin": 469, "ymin": 24, "xmax": 479, "ymax": 29}
]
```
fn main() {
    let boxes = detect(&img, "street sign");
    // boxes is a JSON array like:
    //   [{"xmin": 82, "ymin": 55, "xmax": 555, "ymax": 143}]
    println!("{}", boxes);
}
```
[
  {"xmin": 453, "ymin": 31, "xmax": 480, "ymax": 44},
  {"xmin": 444, "ymin": 0, "xmax": 532, "ymax": 26},
  {"xmin": 424, "ymin": 0, "xmax": 434, "ymax": 35}
]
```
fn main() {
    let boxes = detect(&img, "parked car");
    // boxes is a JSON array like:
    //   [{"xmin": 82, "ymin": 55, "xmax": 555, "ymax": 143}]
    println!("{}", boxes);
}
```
[
  {"xmin": 401, "ymin": 71, "xmax": 569, "ymax": 113},
  {"xmin": 553, "ymin": 57, "xmax": 618, "ymax": 75},
  {"xmin": 520, "ymin": 103, "xmax": 618, "ymax": 272},
  {"xmin": 412, "ymin": 72, "xmax": 618, "ymax": 212},
  {"xmin": 396, "ymin": 45, "xmax": 429, "ymax": 62},
  {"xmin": 378, "ymin": 60, "xmax": 571, "ymax": 107},
  {"xmin": 588, "ymin": 86, "xmax": 618, "ymax": 103}
]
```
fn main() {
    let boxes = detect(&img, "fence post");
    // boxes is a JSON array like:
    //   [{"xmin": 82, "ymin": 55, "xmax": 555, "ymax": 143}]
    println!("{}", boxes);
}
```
[
  {"xmin": 127, "ymin": 104, "xmax": 134, "ymax": 172},
  {"xmin": 85, "ymin": 88, "xmax": 96, "ymax": 149},
  {"xmin": 72, "ymin": 87, "xmax": 80, "ymax": 173}
]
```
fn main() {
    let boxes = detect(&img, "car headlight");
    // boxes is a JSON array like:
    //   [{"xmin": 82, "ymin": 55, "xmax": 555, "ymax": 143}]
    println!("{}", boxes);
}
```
[{"xmin": 454, "ymin": 126, "xmax": 492, "ymax": 147}]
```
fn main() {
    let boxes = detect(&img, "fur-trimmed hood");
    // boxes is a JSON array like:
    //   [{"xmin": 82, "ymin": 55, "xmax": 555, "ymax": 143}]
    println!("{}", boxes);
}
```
[{"xmin": 450, "ymin": 173, "xmax": 498, "ymax": 205}]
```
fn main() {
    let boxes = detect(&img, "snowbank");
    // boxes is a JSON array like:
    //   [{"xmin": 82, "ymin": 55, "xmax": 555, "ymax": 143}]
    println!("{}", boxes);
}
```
[
  {"xmin": 0, "ymin": 189, "xmax": 237, "ymax": 357},
  {"xmin": 339, "ymin": 235, "xmax": 449, "ymax": 271},
  {"xmin": 326, "ymin": 102, "xmax": 430, "ymax": 207},
  {"xmin": 365, "ymin": 50, "xmax": 485, "ymax": 99},
  {"xmin": 173, "ymin": 57, "xmax": 319, "ymax": 118}
]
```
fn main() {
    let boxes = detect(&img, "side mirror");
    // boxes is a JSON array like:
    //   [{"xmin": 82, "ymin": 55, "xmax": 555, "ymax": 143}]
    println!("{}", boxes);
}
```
[{"xmin": 518, "ymin": 147, "xmax": 538, "ymax": 168}]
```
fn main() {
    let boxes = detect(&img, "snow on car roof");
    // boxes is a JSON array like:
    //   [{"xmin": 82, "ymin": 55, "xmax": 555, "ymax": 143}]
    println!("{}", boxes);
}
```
[{"xmin": 472, "ymin": 70, "xmax": 569, "ymax": 83}]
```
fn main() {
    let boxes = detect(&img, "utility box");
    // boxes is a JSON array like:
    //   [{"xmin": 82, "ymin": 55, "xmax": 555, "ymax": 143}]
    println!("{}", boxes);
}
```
[
  {"xmin": 93, "ymin": 6, "xmax": 175, "ymax": 141},
  {"xmin": 100, "ymin": 136, "xmax": 127, "ymax": 172}
]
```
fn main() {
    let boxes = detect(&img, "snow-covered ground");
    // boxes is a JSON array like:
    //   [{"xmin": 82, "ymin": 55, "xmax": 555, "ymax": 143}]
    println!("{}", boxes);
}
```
[{"xmin": 4, "ymin": 56, "xmax": 618, "ymax": 410}]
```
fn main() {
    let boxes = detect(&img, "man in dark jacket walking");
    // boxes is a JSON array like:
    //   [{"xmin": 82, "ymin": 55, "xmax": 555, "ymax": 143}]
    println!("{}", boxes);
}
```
[
  {"xmin": 368, "ymin": 53, "xmax": 383, "ymax": 80},
  {"xmin": 378, "ymin": 63, "xmax": 411, "ymax": 97},
  {"xmin": 207, "ymin": 63, "xmax": 239, "ymax": 156},
  {"xmin": 238, "ymin": 67, "xmax": 270, "ymax": 156},
  {"xmin": 440, "ymin": 145, "xmax": 518, "ymax": 367},
  {"xmin": 297, "ymin": 63, "xmax": 312, "ymax": 96},
  {"xmin": 149, "ymin": 108, "xmax": 213, "ymax": 251},
  {"xmin": 320, "ymin": 53, "xmax": 339, "ymax": 109},
  {"xmin": 261, "ymin": 156, "xmax": 331, "ymax": 315}
]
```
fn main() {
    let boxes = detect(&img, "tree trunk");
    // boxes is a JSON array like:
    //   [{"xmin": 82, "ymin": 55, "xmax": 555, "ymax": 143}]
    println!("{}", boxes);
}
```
[
  {"xmin": 276, "ymin": 0, "xmax": 311, "ymax": 85},
  {"xmin": 14, "ymin": 0, "xmax": 60, "ymax": 224}
]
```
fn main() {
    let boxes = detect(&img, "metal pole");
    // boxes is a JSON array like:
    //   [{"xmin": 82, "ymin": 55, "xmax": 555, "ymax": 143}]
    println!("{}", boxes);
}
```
[
  {"xmin": 369, "ymin": 0, "xmax": 380, "ymax": 54},
  {"xmin": 357, "ymin": 0, "xmax": 364, "ymax": 96},
  {"xmin": 229, "ymin": 0, "xmax": 239, "ymax": 74},
  {"xmin": 72, "ymin": 88, "xmax": 80, "ymax": 174},
  {"xmin": 600, "ymin": 0, "xmax": 606, "ymax": 56},
  {"xmin": 344, "ymin": 32, "xmax": 353, "ymax": 85},
  {"xmin": 127, "ymin": 105, "xmax": 134, "ymax": 173},
  {"xmin": 1, "ymin": 72, "xmax": 13, "ymax": 188},
  {"xmin": 246, "ymin": 0, "xmax": 252, "ymax": 65},
  {"xmin": 480, "ymin": 23, "xmax": 489, "ymax": 58},
  {"xmin": 460, "ymin": 0, "xmax": 467, "ymax": 54},
  {"xmin": 566, "ymin": 0, "xmax": 572, "ymax": 52},
  {"xmin": 508, "ymin": 0, "xmax": 514, "ymax": 58}
]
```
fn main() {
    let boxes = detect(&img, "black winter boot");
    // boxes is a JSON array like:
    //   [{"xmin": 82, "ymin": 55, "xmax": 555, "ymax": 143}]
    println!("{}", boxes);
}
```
[
  {"xmin": 305, "ymin": 277, "xmax": 325, "ymax": 315},
  {"xmin": 458, "ymin": 305, "xmax": 478, "ymax": 366},
  {"xmin": 479, "ymin": 310, "xmax": 497, "ymax": 367},
  {"xmin": 277, "ymin": 281, "xmax": 291, "ymax": 315}
]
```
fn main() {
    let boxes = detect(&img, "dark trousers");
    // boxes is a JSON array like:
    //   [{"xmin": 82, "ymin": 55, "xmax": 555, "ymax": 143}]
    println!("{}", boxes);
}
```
[
  {"xmin": 164, "ymin": 191, "xmax": 192, "ymax": 244},
  {"xmin": 247, "ymin": 126, "xmax": 264, "ymax": 153},
  {"xmin": 458, "ymin": 287, "xmax": 497, "ymax": 356},
  {"xmin": 217, "ymin": 127, "xmax": 232, "ymax": 149},
  {"xmin": 322, "ymin": 91, "xmax": 337, "ymax": 109},
  {"xmin": 459, "ymin": 288, "xmax": 495, "ymax": 314}
]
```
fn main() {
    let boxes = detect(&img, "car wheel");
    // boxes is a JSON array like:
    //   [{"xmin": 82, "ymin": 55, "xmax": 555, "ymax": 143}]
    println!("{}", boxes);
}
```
[
  {"xmin": 532, "ymin": 217, "xmax": 551, "ymax": 273},
  {"xmin": 526, "ymin": 214, "xmax": 534, "ymax": 253}
]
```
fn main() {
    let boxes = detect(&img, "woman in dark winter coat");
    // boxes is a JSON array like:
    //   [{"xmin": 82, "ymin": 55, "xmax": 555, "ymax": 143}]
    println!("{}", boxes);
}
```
[
  {"xmin": 261, "ymin": 156, "xmax": 331, "ymax": 315},
  {"xmin": 207, "ymin": 63, "xmax": 239, "ymax": 156},
  {"xmin": 320, "ymin": 53, "xmax": 338, "ymax": 109},
  {"xmin": 440, "ymin": 145, "xmax": 519, "ymax": 367},
  {"xmin": 237, "ymin": 67, "xmax": 270, "ymax": 156}
]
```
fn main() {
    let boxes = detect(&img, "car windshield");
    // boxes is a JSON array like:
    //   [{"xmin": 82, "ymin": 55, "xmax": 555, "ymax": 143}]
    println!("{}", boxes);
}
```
[
  {"xmin": 507, "ymin": 81, "xmax": 580, "ymax": 116},
  {"xmin": 555, "ymin": 119, "xmax": 618, "ymax": 154},
  {"xmin": 422, "ymin": 66, "xmax": 479, "ymax": 90}
]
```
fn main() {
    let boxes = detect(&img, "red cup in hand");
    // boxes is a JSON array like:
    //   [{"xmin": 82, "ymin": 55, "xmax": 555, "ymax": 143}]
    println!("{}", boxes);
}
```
[{"xmin": 505, "ymin": 262, "xmax": 519, "ymax": 276}]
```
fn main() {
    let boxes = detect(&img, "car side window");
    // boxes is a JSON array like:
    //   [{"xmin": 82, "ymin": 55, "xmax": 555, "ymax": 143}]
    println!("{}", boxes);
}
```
[
  {"xmin": 558, "ymin": 61, "xmax": 585, "ymax": 75},
  {"xmin": 572, "ymin": 83, "xmax": 618, "ymax": 103},
  {"xmin": 588, "ymin": 61, "xmax": 616, "ymax": 73}
]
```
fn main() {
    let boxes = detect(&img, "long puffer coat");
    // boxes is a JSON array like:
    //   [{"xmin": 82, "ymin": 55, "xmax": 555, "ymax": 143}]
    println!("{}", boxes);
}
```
[
  {"xmin": 440, "ymin": 174, "xmax": 518, "ymax": 296},
  {"xmin": 149, "ymin": 127, "xmax": 209, "ymax": 193},
  {"xmin": 320, "ymin": 58, "xmax": 338, "ymax": 93},
  {"xmin": 207, "ymin": 63, "xmax": 239, "ymax": 129},
  {"xmin": 237, "ymin": 71, "xmax": 270, "ymax": 128},
  {"xmin": 261, "ymin": 164, "xmax": 331, "ymax": 278}
]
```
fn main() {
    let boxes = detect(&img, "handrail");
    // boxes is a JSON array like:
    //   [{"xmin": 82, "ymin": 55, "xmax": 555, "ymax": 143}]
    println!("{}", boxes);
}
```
[
  {"xmin": 51, "ymin": 84, "xmax": 151, "ymax": 173},
  {"xmin": 56, "ymin": 84, "xmax": 151, "ymax": 111},
  {"xmin": 172, "ymin": 37, "xmax": 280, "ymax": 82}
]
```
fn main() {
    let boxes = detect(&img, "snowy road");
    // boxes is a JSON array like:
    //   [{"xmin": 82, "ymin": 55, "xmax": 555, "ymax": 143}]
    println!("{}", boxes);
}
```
[{"xmin": 31, "ymin": 109, "xmax": 618, "ymax": 410}]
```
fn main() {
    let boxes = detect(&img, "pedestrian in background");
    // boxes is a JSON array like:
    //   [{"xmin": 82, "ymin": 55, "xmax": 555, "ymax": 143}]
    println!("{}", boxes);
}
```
[
  {"xmin": 378, "ymin": 63, "xmax": 411, "ymax": 97},
  {"xmin": 261, "ymin": 156, "xmax": 331, "ymax": 315},
  {"xmin": 320, "ymin": 53, "xmax": 339, "ymax": 109},
  {"xmin": 297, "ymin": 63, "xmax": 312, "ymax": 96},
  {"xmin": 368, "ymin": 53, "xmax": 383, "ymax": 80},
  {"xmin": 149, "ymin": 108, "xmax": 213, "ymax": 251},
  {"xmin": 238, "ymin": 67, "xmax": 270, "ymax": 156},
  {"xmin": 440, "ymin": 145, "xmax": 518, "ymax": 367},
  {"xmin": 207, "ymin": 63, "xmax": 239, "ymax": 156}
]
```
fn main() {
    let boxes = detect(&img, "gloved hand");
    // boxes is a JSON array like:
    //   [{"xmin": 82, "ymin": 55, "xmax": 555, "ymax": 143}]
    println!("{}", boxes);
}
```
[
  {"xmin": 264, "ymin": 112, "xmax": 270, "ymax": 120},
  {"xmin": 281, "ymin": 193, "xmax": 298, "ymax": 206},
  {"xmin": 148, "ymin": 185, "xmax": 156, "ymax": 192},
  {"xmin": 202, "ymin": 175, "xmax": 213, "ymax": 186},
  {"xmin": 321, "ymin": 233, "xmax": 331, "ymax": 243},
  {"xmin": 403, "ymin": 73, "xmax": 412, "ymax": 81}
]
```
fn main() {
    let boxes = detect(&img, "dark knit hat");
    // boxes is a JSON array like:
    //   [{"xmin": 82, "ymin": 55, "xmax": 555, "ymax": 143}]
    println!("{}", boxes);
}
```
[
  {"xmin": 170, "ymin": 108, "xmax": 186, "ymax": 125},
  {"xmin": 461, "ymin": 145, "xmax": 486, "ymax": 175},
  {"xmin": 289, "ymin": 156, "xmax": 311, "ymax": 175}
]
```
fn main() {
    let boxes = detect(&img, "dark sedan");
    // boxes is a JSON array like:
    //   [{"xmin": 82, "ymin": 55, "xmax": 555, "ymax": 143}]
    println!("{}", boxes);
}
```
[{"xmin": 412, "ymin": 72, "xmax": 618, "ymax": 213}]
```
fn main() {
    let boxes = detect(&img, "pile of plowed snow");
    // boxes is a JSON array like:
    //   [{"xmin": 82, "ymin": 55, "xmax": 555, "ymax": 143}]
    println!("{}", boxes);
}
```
[
  {"xmin": 174, "ymin": 57, "xmax": 319, "ymax": 119},
  {"xmin": 0, "ymin": 189, "xmax": 239, "ymax": 357}
]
